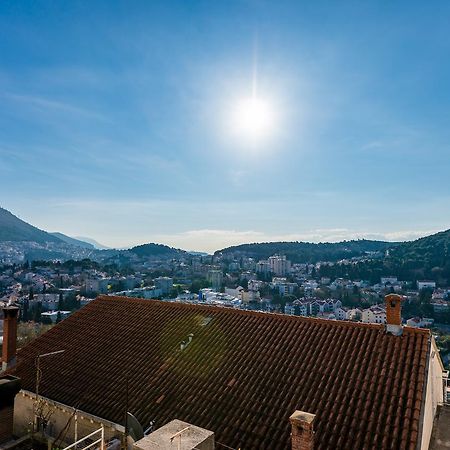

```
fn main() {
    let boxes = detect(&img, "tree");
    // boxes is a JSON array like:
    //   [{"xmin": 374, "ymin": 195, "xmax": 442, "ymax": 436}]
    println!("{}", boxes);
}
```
[
  {"xmin": 58, "ymin": 293, "xmax": 64, "ymax": 311},
  {"xmin": 22, "ymin": 299, "xmax": 29, "ymax": 322}
]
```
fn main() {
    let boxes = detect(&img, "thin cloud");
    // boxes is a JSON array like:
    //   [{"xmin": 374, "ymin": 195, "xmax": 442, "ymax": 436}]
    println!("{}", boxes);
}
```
[{"xmin": 3, "ymin": 92, "xmax": 108, "ymax": 121}]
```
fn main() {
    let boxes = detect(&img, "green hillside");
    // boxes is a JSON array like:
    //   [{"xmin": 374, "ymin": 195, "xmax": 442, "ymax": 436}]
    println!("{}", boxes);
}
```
[
  {"xmin": 0, "ymin": 207, "xmax": 61, "ymax": 244},
  {"xmin": 130, "ymin": 243, "xmax": 185, "ymax": 258},
  {"xmin": 216, "ymin": 239, "xmax": 394, "ymax": 263}
]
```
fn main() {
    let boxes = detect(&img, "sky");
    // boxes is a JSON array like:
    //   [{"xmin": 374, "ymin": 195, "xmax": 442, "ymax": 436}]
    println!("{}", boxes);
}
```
[{"xmin": 1, "ymin": 1, "xmax": 449, "ymax": 252}]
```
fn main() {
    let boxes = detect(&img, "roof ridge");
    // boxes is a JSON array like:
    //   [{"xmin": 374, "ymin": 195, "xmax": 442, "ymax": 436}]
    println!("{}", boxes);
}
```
[{"xmin": 97, "ymin": 295, "xmax": 429, "ymax": 335}]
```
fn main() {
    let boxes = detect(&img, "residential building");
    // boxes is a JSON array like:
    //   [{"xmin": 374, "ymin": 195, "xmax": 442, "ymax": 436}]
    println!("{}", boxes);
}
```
[
  {"xmin": 41, "ymin": 310, "xmax": 71, "ymax": 323},
  {"xmin": 268, "ymin": 255, "xmax": 291, "ymax": 276},
  {"xmin": 347, "ymin": 308, "xmax": 363, "ymax": 321},
  {"xmin": 154, "ymin": 276, "xmax": 173, "ymax": 295},
  {"xmin": 207, "ymin": 269, "xmax": 223, "ymax": 290},
  {"xmin": 417, "ymin": 280, "xmax": 437, "ymax": 290},
  {"xmin": 255, "ymin": 260, "xmax": 270, "ymax": 275},
  {"xmin": 381, "ymin": 276, "xmax": 398, "ymax": 285},
  {"xmin": 362, "ymin": 306, "xmax": 387, "ymax": 324},
  {"xmin": 334, "ymin": 307, "xmax": 347, "ymax": 321}
]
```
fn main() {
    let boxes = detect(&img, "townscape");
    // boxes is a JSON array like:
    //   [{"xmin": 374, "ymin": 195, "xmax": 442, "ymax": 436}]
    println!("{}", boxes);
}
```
[
  {"xmin": 2, "ymin": 2, "xmax": 450, "ymax": 449},
  {"xmin": 1, "ymin": 211, "xmax": 449, "ymax": 369}
]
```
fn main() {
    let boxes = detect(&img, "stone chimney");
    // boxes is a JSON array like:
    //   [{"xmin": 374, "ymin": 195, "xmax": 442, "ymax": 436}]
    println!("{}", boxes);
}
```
[
  {"xmin": 290, "ymin": 410, "xmax": 315, "ymax": 450},
  {"xmin": 385, "ymin": 294, "xmax": 404, "ymax": 336},
  {"xmin": 2, "ymin": 304, "xmax": 20, "ymax": 371},
  {"xmin": 0, "ymin": 375, "xmax": 21, "ymax": 444}
]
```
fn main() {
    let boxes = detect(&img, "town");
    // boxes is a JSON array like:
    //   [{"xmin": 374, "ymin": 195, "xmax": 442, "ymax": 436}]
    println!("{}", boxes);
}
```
[{"xmin": 1, "ymin": 249, "xmax": 449, "ymax": 367}]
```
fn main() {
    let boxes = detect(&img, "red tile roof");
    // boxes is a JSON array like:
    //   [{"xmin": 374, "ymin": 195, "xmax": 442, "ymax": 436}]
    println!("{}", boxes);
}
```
[{"xmin": 11, "ymin": 296, "xmax": 430, "ymax": 449}]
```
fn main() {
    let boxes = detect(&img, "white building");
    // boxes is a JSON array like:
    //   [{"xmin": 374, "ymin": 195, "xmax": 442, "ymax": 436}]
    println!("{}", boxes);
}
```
[
  {"xmin": 268, "ymin": 255, "xmax": 291, "ymax": 276},
  {"xmin": 334, "ymin": 307, "xmax": 348, "ymax": 321},
  {"xmin": 381, "ymin": 276, "xmax": 398, "ymax": 285},
  {"xmin": 406, "ymin": 317, "xmax": 434, "ymax": 328},
  {"xmin": 154, "ymin": 277, "xmax": 173, "ymax": 295},
  {"xmin": 417, "ymin": 280, "xmax": 436, "ymax": 290},
  {"xmin": 41, "ymin": 310, "xmax": 71, "ymax": 323},
  {"xmin": 362, "ymin": 306, "xmax": 386, "ymax": 324},
  {"xmin": 347, "ymin": 308, "xmax": 363, "ymax": 321},
  {"xmin": 270, "ymin": 278, "xmax": 297, "ymax": 296}
]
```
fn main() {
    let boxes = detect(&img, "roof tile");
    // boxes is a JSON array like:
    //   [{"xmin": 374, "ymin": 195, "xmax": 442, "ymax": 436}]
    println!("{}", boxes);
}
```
[{"xmin": 11, "ymin": 296, "xmax": 430, "ymax": 450}]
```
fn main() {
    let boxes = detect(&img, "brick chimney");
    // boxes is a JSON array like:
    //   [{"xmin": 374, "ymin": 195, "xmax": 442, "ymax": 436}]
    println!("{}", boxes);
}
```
[
  {"xmin": 385, "ymin": 294, "xmax": 404, "ymax": 336},
  {"xmin": 2, "ymin": 304, "xmax": 20, "ymax": 371},
  {"xmin": 0, "ymin": 375, "xmax": 21, "ymax": 444},
  {"xmin": 290, "ymin": 410, "xmax": 315, "ymax": 450}
]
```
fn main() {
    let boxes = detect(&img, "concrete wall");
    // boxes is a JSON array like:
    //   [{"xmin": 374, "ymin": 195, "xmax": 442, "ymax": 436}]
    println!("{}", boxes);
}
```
[
  {"xmin": 420, "ymin": 338, "xmax": 445, "ymax": 450},
  {"xmin": 14, "ymin": 390, "xmax": 124, "ymax": 447}
]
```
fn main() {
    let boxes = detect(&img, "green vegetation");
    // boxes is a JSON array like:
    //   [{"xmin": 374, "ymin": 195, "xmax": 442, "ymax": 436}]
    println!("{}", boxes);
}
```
[
  {"xmin": 318, "ymin": 230, "xmax": 450, "ymax": 286},
  {"xmin": 130, "ymin": 243, "xmax": 185, "ymax": 257},
  {"xmin": 217, "ymin": 240, "xmax": 394, "ymax": 263},
  {"xmin": 0, "ymin": 207, "xmax": 61, "ymax": 243}
]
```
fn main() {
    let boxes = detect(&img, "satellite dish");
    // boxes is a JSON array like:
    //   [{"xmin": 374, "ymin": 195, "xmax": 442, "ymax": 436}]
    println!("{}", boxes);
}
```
[{"xmin": 126, "ymin": 412, "xmax": 144, "ymax": 441}]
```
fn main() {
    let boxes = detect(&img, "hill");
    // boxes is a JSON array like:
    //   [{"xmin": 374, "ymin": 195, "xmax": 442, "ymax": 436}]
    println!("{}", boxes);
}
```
[
  {"xmin": 130, "ymin": 242, "xmax": 185, "ymax": 258},
  {"xmin": 73, "ymin": 236, "xmax": 110, "ymax": 249},
  {"xmin": 384, "ymin": 229, "xmax": 450, "ymax": 283},
  {"xmin": 0, "ymin": 207, "xmax": 62, "ymax": 244},
  {"xmin": 50, "ymin": 232, "xmax": 95, "ymax": 249},
  {"xmin": 216, "ymin": 239, "xmax": 394, "ymax": 263},
  {"xmin": 315, "ymin": 230, "xmax": 450, "ymax": 285}
]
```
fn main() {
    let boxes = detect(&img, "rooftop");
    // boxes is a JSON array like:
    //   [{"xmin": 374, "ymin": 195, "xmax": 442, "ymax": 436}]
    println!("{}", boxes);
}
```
[
  {"xmin": 11, "ymin": 295, "xmax": 431, "ymax": 449},
  {"xmin": 133, "ymin": 419, "xmax": 213, "ymax": 450}
]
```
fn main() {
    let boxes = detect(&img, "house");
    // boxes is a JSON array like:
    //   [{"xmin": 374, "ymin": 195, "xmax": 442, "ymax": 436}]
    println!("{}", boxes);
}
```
[
  {"xmin": 417, "ymin": 280, "xmax": 437, "ymax": 290},
  {"xmin": 40, "ymin": 310, "xmax": 71, "ymax": 323},
  {"xmin": 334, "ymin": 307, "xmax": 347, "ymax": 321},
  {"xmin": 347, "ymin": 308, "xmax": 363, "ymax": 321},
  {"xmin": 362, "ymin": 305, "xmax": 387, "ymax": 324},
  {"xmin": 1, "ymin": 295, "xmax": 447, "ymax": 450},
  {"xmin": 406, "ymin": 317, "xmax": 434, "ymax": 328}
]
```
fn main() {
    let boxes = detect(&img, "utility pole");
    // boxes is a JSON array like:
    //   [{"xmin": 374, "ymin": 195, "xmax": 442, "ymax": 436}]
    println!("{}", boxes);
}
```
[{"xmin": 33, "ymin": 350, "xmax": 66, "ymax": 434}]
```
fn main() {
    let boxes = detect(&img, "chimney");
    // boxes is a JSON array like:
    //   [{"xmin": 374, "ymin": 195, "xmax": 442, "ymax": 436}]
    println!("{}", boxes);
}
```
[
  {"xmin": 290, "ymin": 410, "xmax": 315, "ymax": 450},
  {"xmin": 0, "ymin": 375, "xmax": 21, "ymax": 444},
  {"xmin": 385, "ymin": 294, "xmax": 404, "ymax": 336},
  {"xmin": 2, "ymin": 304, "xmax": 20, "ymax": 371}
]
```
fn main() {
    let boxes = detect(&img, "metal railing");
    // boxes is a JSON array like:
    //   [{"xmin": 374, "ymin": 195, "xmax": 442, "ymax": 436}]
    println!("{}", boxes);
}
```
[{"xmin": 63, "ymin": 426, "xmax": 105, "ymax": 450}]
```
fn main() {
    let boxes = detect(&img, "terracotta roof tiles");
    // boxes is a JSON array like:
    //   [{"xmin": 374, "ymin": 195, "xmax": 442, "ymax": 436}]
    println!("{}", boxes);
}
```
[{"xmin": 11, "ymin": 296, "xmax": 430, "ymax": 450}]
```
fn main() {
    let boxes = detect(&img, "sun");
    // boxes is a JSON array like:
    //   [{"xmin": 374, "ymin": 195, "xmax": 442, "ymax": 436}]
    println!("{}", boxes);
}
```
[{"xmin": 232, "ymin": 96, "xmax": 275, "ymax": 142}]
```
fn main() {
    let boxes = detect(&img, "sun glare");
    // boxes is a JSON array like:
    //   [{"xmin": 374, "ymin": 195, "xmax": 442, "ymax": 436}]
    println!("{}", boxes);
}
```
[{"xmin": 232, "ymin": 96, "xmax": 275, "ymax": 143}]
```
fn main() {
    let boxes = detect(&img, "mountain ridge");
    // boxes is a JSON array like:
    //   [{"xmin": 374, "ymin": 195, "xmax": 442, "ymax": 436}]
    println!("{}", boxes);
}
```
[
  {"xmin": 49, "ymin": 232, "xmax": 95, "ymax": 249},
  {"xmin": 0, "ymin": 207, "xmax": 62, "ymax": 244}
]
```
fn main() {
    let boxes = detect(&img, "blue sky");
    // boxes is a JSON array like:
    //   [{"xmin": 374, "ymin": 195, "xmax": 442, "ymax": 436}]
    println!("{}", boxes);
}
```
[{"xmin": 1, "ymin": 1, "xmax": 449, "ymax": 252}]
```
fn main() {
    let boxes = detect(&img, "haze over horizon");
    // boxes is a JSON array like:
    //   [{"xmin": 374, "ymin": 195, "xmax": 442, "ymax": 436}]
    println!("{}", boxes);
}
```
[{"xmin": 1, "ymin": 1, "xmax": 449, "ymax": 252}]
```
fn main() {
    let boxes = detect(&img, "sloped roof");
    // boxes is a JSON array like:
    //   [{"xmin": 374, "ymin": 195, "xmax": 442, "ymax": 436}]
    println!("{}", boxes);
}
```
[{"xmin": 11, "ymin": 296, "xmax": 430, "ymax": 449}]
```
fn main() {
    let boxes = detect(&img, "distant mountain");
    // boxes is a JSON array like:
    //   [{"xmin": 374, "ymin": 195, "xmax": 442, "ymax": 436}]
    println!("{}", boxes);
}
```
[
  {"xmin": 130, "ymin": 243, "xmax": 185, "ymax": 258},
  {"xmin": 0, "ymin": 207, "xmax": 61, "ymax": 244},
  {"xmin": 50, "ymin": 232, "xmax": 95, "ymax": 249},
  {"xmin": 74, "ymin": 236, "xmax": 110, "ymax": 250},
  {"xmin": 216, "ymin": 239, "xmax": 395, "ymax": 264}
]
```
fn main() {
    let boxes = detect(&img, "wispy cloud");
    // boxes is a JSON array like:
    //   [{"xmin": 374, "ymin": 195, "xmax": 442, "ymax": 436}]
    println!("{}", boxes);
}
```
[{"xmin": 3, "ymin": 92, "xmax": 108, "ymax": 121}]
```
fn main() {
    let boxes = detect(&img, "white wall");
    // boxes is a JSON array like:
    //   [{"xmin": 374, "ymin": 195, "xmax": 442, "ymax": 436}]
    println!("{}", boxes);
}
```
[
  {"xmin": 14, "ymin": 390, "xmax": 124, "ymax": 446},
  {"xmin": 420, "ymin": 337, "xmax": 445, "ymax": 450}
]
